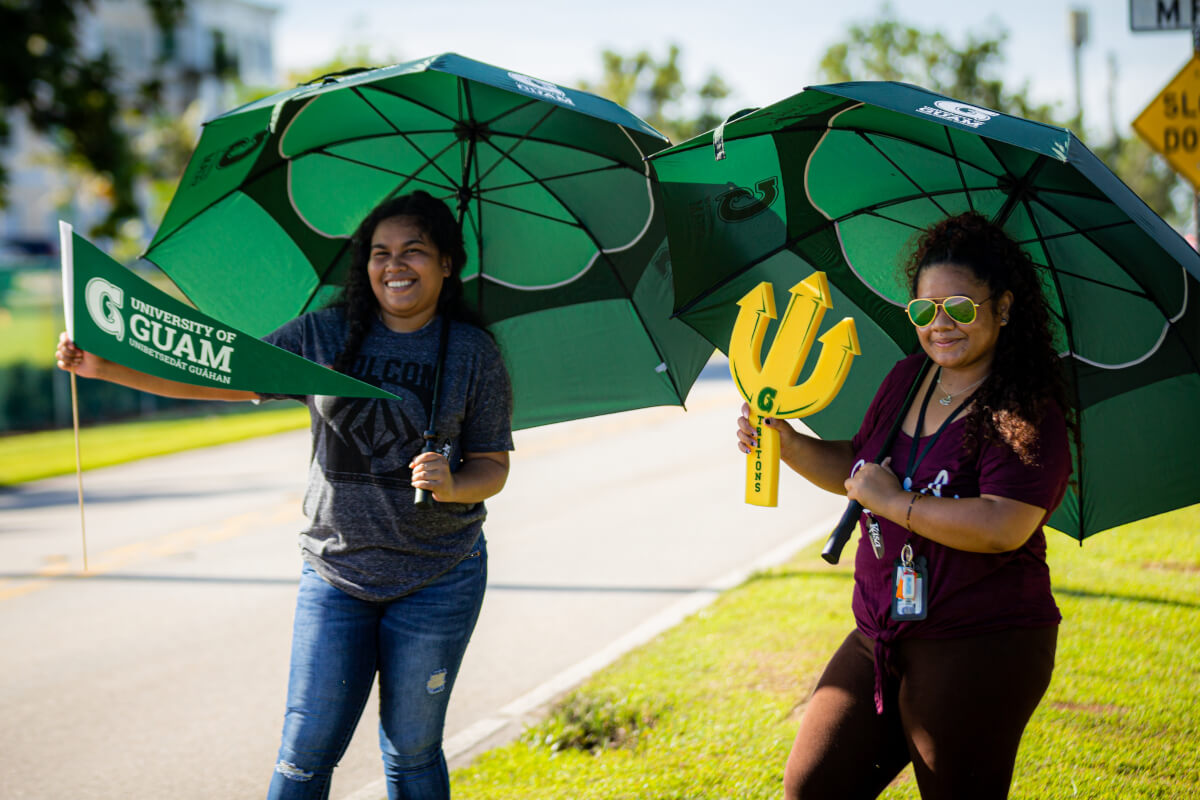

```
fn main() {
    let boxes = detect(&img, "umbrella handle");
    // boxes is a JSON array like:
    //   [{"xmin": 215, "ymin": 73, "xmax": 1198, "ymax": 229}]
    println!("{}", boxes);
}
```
[
  {"xmin": 822, "ymin": 358, "xmax": 934, "ymax": 565},
  {"xmin": 821, "ymin": 500, "xmax": 862, "ymax": 564},
  {"xmin": 413, "ymin": 435, "xmax": 438, "ymax": 509}
]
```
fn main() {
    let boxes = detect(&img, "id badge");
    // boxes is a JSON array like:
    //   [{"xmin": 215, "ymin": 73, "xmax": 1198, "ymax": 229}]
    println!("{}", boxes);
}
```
[{"xmin": 891, "ymin": 548, "xmax": 928, "ymax": 621}]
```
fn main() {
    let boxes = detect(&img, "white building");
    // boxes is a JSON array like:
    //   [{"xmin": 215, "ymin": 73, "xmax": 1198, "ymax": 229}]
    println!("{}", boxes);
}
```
[{"xmin": 1, "ymin": 0, "xmax": 280, "ymax": 254}]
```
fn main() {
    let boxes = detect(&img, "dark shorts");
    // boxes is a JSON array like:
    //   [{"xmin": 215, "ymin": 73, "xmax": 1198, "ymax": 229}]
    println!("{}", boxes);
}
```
[{"xmin": 784, "ymin": 626, "xmax": 1057, "ymax": 800}]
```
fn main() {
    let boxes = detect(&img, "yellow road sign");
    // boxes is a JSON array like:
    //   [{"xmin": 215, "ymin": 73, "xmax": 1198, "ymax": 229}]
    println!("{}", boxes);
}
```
[{"xmin": 1133, "ymin": 55, "xmax": 1200, "ymax": 188}]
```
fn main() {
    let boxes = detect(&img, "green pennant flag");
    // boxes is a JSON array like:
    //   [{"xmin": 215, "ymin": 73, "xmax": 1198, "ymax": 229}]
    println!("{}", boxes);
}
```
[{"xmin": 60, "ymin": 223, "xmax": 398, "ymax": 400}]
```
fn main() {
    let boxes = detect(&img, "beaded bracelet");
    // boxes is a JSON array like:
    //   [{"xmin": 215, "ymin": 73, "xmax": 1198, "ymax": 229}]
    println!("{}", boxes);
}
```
[{"xmin": 905, "ymin": 492, "xmax": 924, "ymax": 532}]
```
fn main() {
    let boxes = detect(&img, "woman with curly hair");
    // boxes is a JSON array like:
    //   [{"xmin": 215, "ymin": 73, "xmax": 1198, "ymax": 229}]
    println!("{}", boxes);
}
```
[
  {"xmin": 736, "ymin": 211, "xmax": 1074, "ymax": 799},
  {"xmin": 57, "ymin": 191, "xmax": 514, "ymax": 799}
]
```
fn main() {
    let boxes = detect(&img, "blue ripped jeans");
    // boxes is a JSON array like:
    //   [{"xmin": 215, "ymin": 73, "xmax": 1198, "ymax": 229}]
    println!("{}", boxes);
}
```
[{"xmin": 267, "ymin": 537, "xmax": 486, "ymax": 800}]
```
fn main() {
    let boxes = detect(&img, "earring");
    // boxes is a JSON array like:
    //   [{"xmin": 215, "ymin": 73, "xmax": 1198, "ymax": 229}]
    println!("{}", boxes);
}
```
[{"xmin": 1001, "ymin": 316, "xmax": 1009, "ymax": 325}]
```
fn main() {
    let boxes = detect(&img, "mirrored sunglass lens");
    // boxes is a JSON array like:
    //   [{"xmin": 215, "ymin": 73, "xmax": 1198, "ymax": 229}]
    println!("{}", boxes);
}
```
[
  {"xmin": 943, "ymin": 296, "xmax": 977, "ymax": 323},
  {"xmin": 908, "ymin": 300, "xmax": 936, "ymax": 326}
]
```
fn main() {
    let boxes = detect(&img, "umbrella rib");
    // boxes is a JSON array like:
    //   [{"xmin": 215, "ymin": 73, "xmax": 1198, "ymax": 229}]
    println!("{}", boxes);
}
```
[
  {"xmin": 480, "ymin": 131, "xmax": 647, "ymax": 166},
  {"xmin": 286, "ymin": 85, "xmax": 471, "ymax": 314},
  {"xmin": 443, "ymin": 84, "xmax": 683, "ymax": 396},
  {"xmin": 454, "ymin": 90, "xmax": 672, "ymax": 345},
  {"xmin": 375, "ymin": 77, "xmax": 657, "ymax": 200},
  {"xmin": 468, "ymin": 162, "xmax": 632, "ymax": 193},
  {"xmin": 954, "ymin": 140, "xmax": 1175, "ymax": 308},
  {"xmin": 944, "ymin": 127, "xmax": 975, "ymax": 214},
  {"xmin": 1022, "ymin": 198, "xmax": 1087, "ymax": 540},
  {"xmin": 673, "ymin": 200, "xmax": 933, "ymax": 318},
  {"xmin": 675, "ymin": 162, "xmax": 1021, "ymax": 318},
  {"xmin": 827, "ymin": 189, "xmax": 969, "ymax": 225},
  {"xmin": 468, "ymin": 104, "xmax": 561, "ymax": 190},
  {"xmin": 349, "ymin": 87, "xmax": 463, "ymax": 190},
  {"xmin": 994, "ymin": 156, "xmax": 1047, "ymax": 226},
  {"xmin": 476, "ymin": 121, "xmax": 683, "ymax": 396},
  {"xmin": 467, "ymin": 92, "xmax": 642, "ymax": 202},
  {"xmin": 313, "ymin": 144, "xmax": 458, "ymax": 192},
  {"xmin": 460, "ymin": 80, "xmax": 486, "ymax": 315},
  {"xmin": 1015, "ymin": 220, "xmax": 1156, "ymax": 297},
  {"xmin": 1042, "ymin": 264, "xmax": 1149, "ymax": 297},
  {"xmin": 470, "ymin": 195, "xmax": 584, "ymax": 228},
  {"xmin": 855, "ymin": 130, "xmax": 952, "ymax": 218},
  {"xmin": 149, "ymin": 83, "xmax": 467, "ymax": 254},
  {"xmin": 363, "ymin": 78, "xmax": 546, "ymax": 134},
  {"xmin": 671, "ymin": 133, "xmax": 1027, "ymax": 319}
]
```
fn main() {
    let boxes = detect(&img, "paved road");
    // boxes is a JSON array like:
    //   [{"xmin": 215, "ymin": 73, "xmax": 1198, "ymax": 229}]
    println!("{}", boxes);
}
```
[{"xmin": 0, "ymin": 367, "xmax": 845, "ymax": 799}]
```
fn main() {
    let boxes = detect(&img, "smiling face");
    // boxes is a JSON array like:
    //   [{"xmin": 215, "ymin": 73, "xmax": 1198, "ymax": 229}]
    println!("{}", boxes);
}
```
[
  {"xmin": 913, "ymin": 262, "xmax": 1012, "ymax": 380},
  {"xmin": 367, "ymin": 215, "xmax": 451, "ymax": 332}
]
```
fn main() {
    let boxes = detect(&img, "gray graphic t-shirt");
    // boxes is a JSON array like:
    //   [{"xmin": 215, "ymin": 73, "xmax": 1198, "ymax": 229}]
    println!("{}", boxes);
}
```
[{"xmin": 264, "ymin": 308, "xmax": 513, "ymax": 601}]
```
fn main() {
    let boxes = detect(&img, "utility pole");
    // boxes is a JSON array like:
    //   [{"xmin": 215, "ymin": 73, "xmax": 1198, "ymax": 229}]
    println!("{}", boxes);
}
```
[{"xmin": 1069, "ymin": 7, "xmax": 1090, "ymax": 132}]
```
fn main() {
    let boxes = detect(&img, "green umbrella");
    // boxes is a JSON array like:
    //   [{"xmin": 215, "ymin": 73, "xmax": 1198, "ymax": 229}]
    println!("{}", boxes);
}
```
[
  {"xmin": 144, "ymin": 53, "xmax": 711, "ymax": 430},
  {"xmin": 648, "ymin": 81, "xmax": 1200, "ymax": 542}
]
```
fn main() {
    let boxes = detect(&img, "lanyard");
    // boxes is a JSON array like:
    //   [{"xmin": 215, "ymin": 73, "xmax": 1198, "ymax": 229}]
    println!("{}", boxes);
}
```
[{"xmin": 903, "ymin": 367, "xmax": 970, "ymax": 490}]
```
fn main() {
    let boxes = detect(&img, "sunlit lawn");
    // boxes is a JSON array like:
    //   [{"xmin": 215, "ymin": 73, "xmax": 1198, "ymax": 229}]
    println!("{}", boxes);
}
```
[
  {"xmin": 0, "ymin": 404, "xmax": 310, "ymax": 485},
  {"xmin": 452, "ymin": 508, "xmax": 1200, "ymax": 800}
]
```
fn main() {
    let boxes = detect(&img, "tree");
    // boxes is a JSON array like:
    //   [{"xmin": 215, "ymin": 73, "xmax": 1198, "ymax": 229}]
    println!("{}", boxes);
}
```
[
  {"xmin": 818, "ymin": 4, "xmax": 1186, "ymax": 227},
  {"xmin": 819, "ymin": 6, "xmax": 1061, "ymax": 124},
  {"xmin": 578, "ymin": 44, "xmax": 731, "ymax": 145},
  {"xmin": 279, "ymin": 45, "xmax": 406, "ymax": 90},
  {"xmin": 0, "ymin": 0, "xmax": 186, "ymax": 238}
]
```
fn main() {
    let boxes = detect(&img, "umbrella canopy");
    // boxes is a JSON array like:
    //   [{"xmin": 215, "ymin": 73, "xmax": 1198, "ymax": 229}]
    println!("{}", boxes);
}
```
[
  {"xmin": 648, "ymin": 81, "xmax": 1200, "ymax": 541},
  {"xmin": 144, "ymin": 52, "xmax": 711, "ymax": 429}
]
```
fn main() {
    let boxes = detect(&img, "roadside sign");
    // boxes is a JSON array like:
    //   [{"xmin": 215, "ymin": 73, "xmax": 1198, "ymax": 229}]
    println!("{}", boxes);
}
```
[
  {"xmin": 1133, "ymin": 55, "xmax": 1200, "ymax": 187},
  {"xmin": 1132, "ymin": 0, "xmax": 1197, "ymax": 31}
]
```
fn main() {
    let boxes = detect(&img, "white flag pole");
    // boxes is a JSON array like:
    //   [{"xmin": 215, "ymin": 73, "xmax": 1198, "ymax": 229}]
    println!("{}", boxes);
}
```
[{"xmin": 58, "ymin": 221, "xmax": 87, "ymax": 571}]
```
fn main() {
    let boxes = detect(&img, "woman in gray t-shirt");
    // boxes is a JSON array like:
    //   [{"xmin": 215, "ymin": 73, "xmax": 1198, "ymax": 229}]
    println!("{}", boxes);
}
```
[{"xmin": 57, "ymin": 192, "xmax": 514, "ymax": 799}]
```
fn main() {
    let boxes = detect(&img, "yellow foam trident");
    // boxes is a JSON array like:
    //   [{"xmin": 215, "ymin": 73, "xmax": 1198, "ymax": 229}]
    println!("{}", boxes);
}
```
[{"xmin": 729, "ymin": 272, "xmax": 860, "ymax": 506}]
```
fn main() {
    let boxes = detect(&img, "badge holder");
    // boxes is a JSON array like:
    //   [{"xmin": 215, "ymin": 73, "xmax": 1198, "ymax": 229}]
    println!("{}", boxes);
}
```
[{"xmin": 891, "ymin": 543, "xmax": 928, "ymax": 621}]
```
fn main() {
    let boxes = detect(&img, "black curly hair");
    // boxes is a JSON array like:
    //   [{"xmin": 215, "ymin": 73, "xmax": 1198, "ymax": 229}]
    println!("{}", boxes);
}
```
[
  {"xmin": 330, "ymin": 191, "xmax": 486, "ymax": 374},
  {"xmin": 904, "ymin": 211, "xmax": 1077, "ymax": 466}
]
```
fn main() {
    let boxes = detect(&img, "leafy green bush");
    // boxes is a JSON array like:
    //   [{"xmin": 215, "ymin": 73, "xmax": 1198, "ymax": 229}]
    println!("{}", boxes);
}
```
[{"xmin": 525, "ymin": 689, "xmax": 667, "ymax": 754}]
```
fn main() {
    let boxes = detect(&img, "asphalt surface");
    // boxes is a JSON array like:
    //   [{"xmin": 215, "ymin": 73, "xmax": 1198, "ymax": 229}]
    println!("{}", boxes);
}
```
[{"xmin": 0, "ymin": 366, "xmax": 845, "ymax": 799}]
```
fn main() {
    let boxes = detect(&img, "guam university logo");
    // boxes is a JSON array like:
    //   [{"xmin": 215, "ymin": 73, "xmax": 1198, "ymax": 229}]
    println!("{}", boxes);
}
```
[
  {"xmin": 83, "ymin": 277, "xmax": 237, "ymax": 382},
  {"xmin": 507, "ymin": 72, "xmax": 576, "ymax": 106},
  {"xmin": 917, "ymin": 100, "xmax": 1000, "ymax": 129},
  {"xmin": 85, "ymin": 277, "xmax": 125, "ymax": 342}
]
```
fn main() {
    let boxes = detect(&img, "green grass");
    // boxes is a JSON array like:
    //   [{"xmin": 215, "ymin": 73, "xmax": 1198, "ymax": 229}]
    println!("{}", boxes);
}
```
[
  {"xmin": 452, "ymin": 508, "xmax": 1200, "ymax": 799},
  {"xmin": 0, "ymin": 306, "xmax": 58, "ymax": 366},
  {"xmin": 0, "ymin": 404, "xmax": 310, "ymax": 485}
]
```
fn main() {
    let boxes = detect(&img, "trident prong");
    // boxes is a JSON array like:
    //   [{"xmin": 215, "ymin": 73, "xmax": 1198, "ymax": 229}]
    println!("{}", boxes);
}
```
[
  {"xmin": 771, "ymin": 317, "xmax": 861, "ymax": 416},
  {"xmin": 761, "ymin": 272, "xmax": 832, "ymax": 388},
  {"xmin": 728, "ymin": 282, "xmax": 775, "ymax": 386},
  {"xmin": 728, "ymin": 273, "xmax": 860, "ymax": 506}
]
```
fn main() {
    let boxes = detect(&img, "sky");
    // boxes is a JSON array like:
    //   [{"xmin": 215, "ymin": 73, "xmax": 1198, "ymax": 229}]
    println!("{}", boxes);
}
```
[{"xmin": 268, "ymin": 0, "xmax": 1188, "ymax": 145}]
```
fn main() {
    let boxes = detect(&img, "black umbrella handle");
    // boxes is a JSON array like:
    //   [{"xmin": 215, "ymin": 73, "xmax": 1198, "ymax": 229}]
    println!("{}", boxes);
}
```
[
  {"xmin": 413, "ymin": 434, "xmax": 438, "ymax": 509},
  {"xmin": 414, "ymin": 315, "xmax": 451, "ymax": 509},
  {"xmin": 822, "ymin": 358, "xmax": 934, "ymax": 564},
  {"xmin": 821, "ymin": 500, "xmax": 863, "ymax": 564}
]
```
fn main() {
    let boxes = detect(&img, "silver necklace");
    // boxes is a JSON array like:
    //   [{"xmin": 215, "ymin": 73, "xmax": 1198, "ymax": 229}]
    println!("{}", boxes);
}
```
[{"xmin": 936, "ymin": 371, "xmax": 988, "ymax": 406}]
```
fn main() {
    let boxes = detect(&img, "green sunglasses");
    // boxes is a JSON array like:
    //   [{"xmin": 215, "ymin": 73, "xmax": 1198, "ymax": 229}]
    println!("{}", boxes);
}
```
[{"xmin": 905, "ymin": 295, "xmax": 990, "ymax": 327}]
